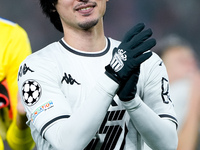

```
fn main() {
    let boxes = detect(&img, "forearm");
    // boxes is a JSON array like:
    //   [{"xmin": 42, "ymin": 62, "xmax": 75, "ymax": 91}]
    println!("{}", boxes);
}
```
[
  {"xmin": 122, "ymin": 94, "xmax": 178, "ymax": 150},
  {"xmin": 45, "ymin": 74, "xmax": 119, "ymax": 150}
]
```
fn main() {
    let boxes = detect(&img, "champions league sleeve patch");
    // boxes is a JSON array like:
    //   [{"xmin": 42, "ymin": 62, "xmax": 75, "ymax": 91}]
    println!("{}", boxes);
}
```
[{"xmin": 22, "ymin": 79, "xmax": 42, "ymax": 106}]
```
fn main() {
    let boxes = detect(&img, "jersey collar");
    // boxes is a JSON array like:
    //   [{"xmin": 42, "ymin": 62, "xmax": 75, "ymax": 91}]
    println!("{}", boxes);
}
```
[{"xmin": 59, "ymin": 37, "xmax": 110, "ymax": 57}]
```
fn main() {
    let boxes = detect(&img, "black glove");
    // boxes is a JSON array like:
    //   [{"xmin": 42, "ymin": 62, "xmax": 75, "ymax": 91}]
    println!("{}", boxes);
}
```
[
  {"xmin": 117, "ymin": 66, "xmax": 140, "ymax": 101},
  {"xmin": 116, "ymin": 26, "xmax": 157, "ymax": 101},
  {"xmin": 105, "ymin": 23, "xmax": 156, "ymax": 84}
]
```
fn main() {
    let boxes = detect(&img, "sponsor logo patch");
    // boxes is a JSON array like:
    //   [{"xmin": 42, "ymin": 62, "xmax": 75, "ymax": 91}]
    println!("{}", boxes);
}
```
[{"xmin": 31, "ymin": 100, "xmax": 54, "ymax": 123}]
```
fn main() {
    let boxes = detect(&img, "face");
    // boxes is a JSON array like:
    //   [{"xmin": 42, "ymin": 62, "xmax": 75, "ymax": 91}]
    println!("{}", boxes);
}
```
[
  {"xmin": 163, "ymin": 46, "xmax": 197, "ymax": 82},
  {"xmin": 55, "ymin": 0, "xmax": 108, "ymax": 30}
]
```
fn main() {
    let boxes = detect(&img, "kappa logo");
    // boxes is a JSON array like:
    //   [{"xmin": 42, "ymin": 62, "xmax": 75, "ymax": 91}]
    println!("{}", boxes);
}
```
[
  {"xmin": 61, "ymin": 72, "xmax": 80, "ymax": 85},
  {"xmin": 18, "ymin": 63, "xmax": 34, "ymax": 81}
]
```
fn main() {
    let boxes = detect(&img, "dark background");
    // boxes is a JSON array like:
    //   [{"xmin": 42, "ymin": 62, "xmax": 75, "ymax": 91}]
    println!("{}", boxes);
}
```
[{"xmin": 1, "ymin": 0, "xmax": 200, "ymax": 56}]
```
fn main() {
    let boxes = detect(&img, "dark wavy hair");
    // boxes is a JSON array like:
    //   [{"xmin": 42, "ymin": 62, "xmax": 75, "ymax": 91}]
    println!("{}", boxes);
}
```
[{"xmin": 40, "ymin": 0, "xmax": 63, "ymax": 33}]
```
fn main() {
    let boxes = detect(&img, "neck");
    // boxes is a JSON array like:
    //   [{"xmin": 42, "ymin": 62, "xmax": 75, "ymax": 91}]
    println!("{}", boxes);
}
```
[{"xmin": 63, "ymin": 20, "xmax": 106, "ymax": 52}]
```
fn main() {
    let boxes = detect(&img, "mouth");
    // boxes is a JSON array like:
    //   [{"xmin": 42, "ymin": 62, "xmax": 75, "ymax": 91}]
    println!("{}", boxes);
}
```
[
  {"xmin": 78, "ymin": 6, "xmax": 94, "ymax": 11},
  {"xmin": 75, "ymin": 2, "xmax": 96, "ymax": 14}
]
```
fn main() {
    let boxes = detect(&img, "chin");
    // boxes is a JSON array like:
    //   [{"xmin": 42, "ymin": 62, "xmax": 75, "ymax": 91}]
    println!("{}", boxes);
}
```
[{"xmin": 78, "ymin": 19, "xmax": 99, "ymax": 30}]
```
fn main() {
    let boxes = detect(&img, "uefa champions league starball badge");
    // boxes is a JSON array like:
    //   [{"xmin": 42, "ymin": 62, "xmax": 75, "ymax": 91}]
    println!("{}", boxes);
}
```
[{"xmin": 22, "ymin": 79, "xmax": 42, "ymax": 106}]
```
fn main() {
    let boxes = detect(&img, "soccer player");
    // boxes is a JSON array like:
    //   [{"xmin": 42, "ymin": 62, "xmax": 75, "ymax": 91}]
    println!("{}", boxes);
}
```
[
  {"xmin": 17, "ymin": 0, "xmax": 178, "ymax": 149},
  {"xmin": 0, "ymin": 18, "xmax": 35, "ymax": 150}
]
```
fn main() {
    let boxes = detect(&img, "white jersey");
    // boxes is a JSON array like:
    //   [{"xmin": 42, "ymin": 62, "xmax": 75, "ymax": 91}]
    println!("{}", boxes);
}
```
[{"xmin": 18, "ymin": 37, "xmax": 177, "ymax": 150}]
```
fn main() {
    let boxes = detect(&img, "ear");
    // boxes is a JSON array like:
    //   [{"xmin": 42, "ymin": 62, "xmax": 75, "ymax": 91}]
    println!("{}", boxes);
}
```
[{"xmin": 51, "ymin": 3, "xmax": 57, "ymax": 12}]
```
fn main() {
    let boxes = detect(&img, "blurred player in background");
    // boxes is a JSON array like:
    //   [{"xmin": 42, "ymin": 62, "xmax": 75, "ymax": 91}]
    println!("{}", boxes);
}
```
[
  {"xmin": 154, "ymin": 34, "xmax": 200, "ymax": 150},
  {"xmin": 17, "ymin": 0, "xmax": 178, "ymax": 149},
  {"xmin": 0, "ymin": 17, "xmax": 35, "ymax": 150}
]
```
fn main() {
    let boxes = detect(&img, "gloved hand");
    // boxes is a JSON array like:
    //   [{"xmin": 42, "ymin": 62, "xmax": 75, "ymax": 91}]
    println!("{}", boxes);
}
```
[
  {"xmin": 117, "ymin": 66, "xmax": 140, "ymax": 101},
  {"xmin": 105, "ymin": 23, "xmax": 156, "ymax": 85},
  {"xmin": 116, "ymin": 25, "xmax": 157, "ymax": 101}
]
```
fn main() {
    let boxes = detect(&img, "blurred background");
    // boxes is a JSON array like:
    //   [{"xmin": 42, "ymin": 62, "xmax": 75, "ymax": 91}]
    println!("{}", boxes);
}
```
[
  {"xmin": 0, "ymin": 0, "xmax": 200, "ymax": 57},
  {"xmin": 1, "ymin": 0, "xmax": 200, "ymax": 150}
]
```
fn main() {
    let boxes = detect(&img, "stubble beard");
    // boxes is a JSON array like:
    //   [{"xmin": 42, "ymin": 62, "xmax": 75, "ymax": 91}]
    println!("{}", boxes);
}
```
[{"xmin": 78, "ymin": 19, "xmax": 99, "ymax": 30}]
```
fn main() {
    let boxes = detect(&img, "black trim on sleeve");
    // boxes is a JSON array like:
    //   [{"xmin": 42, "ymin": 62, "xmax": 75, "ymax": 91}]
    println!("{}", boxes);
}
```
[
  {"xmin": 59, "ymin": 38, "xmax": 110, "ymax": 57},
  {"xmin": 159, "ymin": 114, "xmax": 178, "ymax": 128},
  {"xmin": 40, "ymin": 115, "xmax": 70, "ymax": 138}
]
